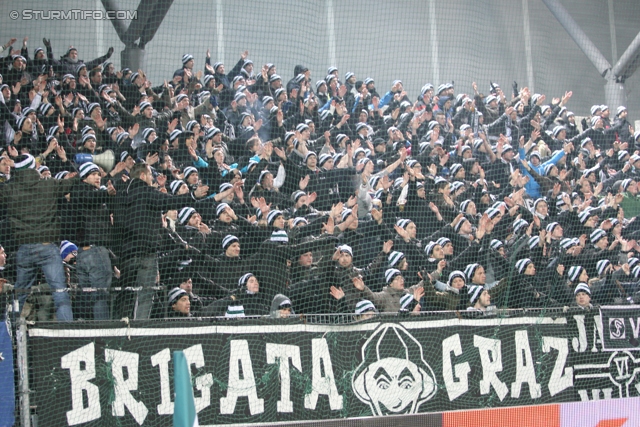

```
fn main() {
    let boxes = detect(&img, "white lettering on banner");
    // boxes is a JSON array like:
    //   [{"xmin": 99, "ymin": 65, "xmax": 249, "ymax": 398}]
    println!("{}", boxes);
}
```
[
  {"xmin": 473, "ymin": 335, "xmax": 509, "ymax": 401},
  {"xmin": 304, "ymin": 338, "xmax": 343, "ymax": 410},
  {"xmin": 442, "ymin": 334, "xmax": 470, "ymax": 401},
  {"xmin": 219, "ymin": 340, "xmax": 264, "ymax": 415},
  {"xmin": 184, "ymin": 344, "xmax": 213, "ymax": 413},
  {"xmin": 61, "ymin": 343, "xmax": 101, "ymax": 425},
  {"xmin": 150, "ymin": 348, "xmax": 173, "ymax": 415},
  {"xmin": 266, "ymin": 344, "xmax": 302, "ymax": 413},
  {"xmin": 511, "ymin": 331, "xmax": 541, "ymax": 399},
  {"xmin": 612, "ymin": 356, "xmax": 630, "ymax": 381},
  {"xmin": 572, "ymin": 314, "xmax": 604, "ymax": 353},
  {"xmin": 577, "ymin": 388, "xmax": 612, "ymax": 401},
  {"xmin": 542, "ymin": 337, "xmax": 573, "ymax": 397},
  {"xmin": 592, "ymin": 315, "xmax": 604, "ymax": 353},
  {"xmin": 105, "ymin": 349, "xmax": 149, "ymax": 425},
  {"xmin": 572, "ymin": 315, "xmax": 588, "ymax": 352},
  {"xmin": 630, "ymin": 318, "xmax": 640, "ymax": 339},
  {"xmin": 51, "ymin": 313, "xmax": 639, "ymax": 425}
]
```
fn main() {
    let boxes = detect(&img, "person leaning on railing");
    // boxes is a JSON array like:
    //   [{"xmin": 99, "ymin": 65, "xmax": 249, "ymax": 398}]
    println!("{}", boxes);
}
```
[
  {"xmin": 0, "ymin": 154, "xmax": 78, "ymax": 321},
  {"xmin": 68, "ymin": 162, "xmax": 116, "ymax": 320},
  {"xmin": 111, "ymin": 162, "xmax": 209, "ymax": 320}
]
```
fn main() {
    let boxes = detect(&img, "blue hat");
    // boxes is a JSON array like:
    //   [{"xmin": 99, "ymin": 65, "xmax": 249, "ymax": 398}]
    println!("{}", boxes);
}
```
[{"xmin": 60, "ymin": 240, "xmax": 78, "ymax": 260}]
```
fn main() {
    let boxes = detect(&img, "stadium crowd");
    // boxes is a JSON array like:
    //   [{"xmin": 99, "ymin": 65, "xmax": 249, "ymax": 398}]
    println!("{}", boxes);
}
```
[{"xmin": 0, "ymin": 36, "xmax": 639, "ymax": 322}]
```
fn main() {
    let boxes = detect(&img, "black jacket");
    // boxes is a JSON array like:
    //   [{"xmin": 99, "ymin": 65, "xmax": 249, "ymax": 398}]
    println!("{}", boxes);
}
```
[
  {"xmin": 113, "ymin": 178, "xmax": 197, "ymax": 258},
  {"xmin": 69, "ymin": 181, "xmax": 113, "ymax": 247},
  {"xmin": 0, "ymin": 168, "xmax": 77, "ymax": 245}
]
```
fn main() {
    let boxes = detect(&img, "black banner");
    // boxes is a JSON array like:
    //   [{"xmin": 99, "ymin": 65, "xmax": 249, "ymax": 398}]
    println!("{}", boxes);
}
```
[
  {"xmin": 27, "ymin": 308, "xmax": 640, "ymax": 426},
  {"xmin": 600, "ymin": 306, "xmax": 640, "ymax": 350}
]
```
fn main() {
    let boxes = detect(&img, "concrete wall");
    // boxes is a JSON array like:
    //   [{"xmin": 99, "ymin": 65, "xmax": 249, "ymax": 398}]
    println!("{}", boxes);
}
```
[{"xmin": 0, "ymin": 0, "xmax": 638, "ymax": 120}]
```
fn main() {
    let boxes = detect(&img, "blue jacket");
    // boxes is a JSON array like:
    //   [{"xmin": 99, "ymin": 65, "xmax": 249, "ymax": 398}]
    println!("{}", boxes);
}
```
[{"xmin": 519, "ymin": 148, "xmax": 565, "ymax": 198}]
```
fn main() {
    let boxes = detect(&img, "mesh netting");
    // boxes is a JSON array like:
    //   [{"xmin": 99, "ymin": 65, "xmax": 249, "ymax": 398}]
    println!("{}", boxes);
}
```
[{"xmin": 0, "ymin": 0, "xmax": 640, "ymax": 426}]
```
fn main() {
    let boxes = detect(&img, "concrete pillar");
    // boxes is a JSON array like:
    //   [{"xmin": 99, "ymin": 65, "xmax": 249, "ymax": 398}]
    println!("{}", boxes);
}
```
[
  {"xmin": 604, "ymin": 79, "xmax": 626, "ymax": 112},
  {"xmin": 121, "ymin": 46, "xmax": 145, "ymax": 72}
]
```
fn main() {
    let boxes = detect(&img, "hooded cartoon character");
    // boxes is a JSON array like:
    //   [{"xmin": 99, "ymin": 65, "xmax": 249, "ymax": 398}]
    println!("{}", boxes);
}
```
[{"xmin": 352, "ymin": 323, "xmax": 437, "ymax": 415}]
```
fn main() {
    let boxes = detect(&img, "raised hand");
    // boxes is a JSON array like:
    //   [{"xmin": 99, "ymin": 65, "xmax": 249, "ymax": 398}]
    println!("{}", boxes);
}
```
[
  {"xmin": 104, "ymin": 179, "xmax": 116, "ymax": 195},
  {"xmin": 199, "ymin": 222, "xmax": 211, "ymax": 234},
  {"xmin": 128, "ymin": 122, "xmax": 140, "ymax": 138},
  {"xmin": 451, "ymin": 213, "xmax": 464, "ymax": 228},
  {"xmin": 188, "ymin": 146, "xmax": 198, "ymax": 160},
  {"xmin": 390, "ymin": 224, "xmax": 407, "ymax": 242},
  {"xmin": 273, "ymin": 146, "xmax": 286, "ymax": 161},
  {"xmin": 13, "ymin": 131, "xmax": 22, "ymax": 145},
  {"xmin": 532, "ymin": 214, "xmax": 541, "ymax": 229},
  {"xmin": 54, "ymin": 143, "xmax": 67, "ymax": 162},
  {"xmin": 371, "ymin": 208, "xmax": 382, "ymax": 223},
  {"xmin": 233, "ymin": 181, "xmax": 244, "ymax": 201},
  {"xmin": 323, "ymin": 216, "xmax": 335, "ymax": 234},
  {"xmin": 330, "ymin": 202, "xmax": 344, "ymax": 218},
  {"xmin": 329, "ymin": 286, "xmax": 345, "ymax": 300},
  {"xmin": 194, "ymin": 185, "xmax": 209, "ymax": 198},
  {"xmin": 145, "ymin": 152, "xmax": 159, "ymax": 165},
  {"xmin": 299, "ymin": 175, "xmax": 310, "ymax": 190},
  {"xmin": 167, "ymin": 118, "xmax": 179, "ymax": 133}
]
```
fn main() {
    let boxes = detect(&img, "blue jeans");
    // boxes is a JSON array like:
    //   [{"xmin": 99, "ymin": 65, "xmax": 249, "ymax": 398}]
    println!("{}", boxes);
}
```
[
  {"xmin": 120, "ymin": 254, "xmax": 158, "ymax": 320},
  {"xmin": 76, "ymin": 246, "xmax": 112, "ymax": 320},
  {"xmin": 15, "ymin": 243, "xmax": 73, "ymax": 322}
]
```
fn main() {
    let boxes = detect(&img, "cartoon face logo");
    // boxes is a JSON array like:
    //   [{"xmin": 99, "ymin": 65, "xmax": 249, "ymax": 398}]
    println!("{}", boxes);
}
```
[
  {"xmin": 609, "ymin": 318, "xmax": 626, "ymax": 340},
  {"xmin": 352, "ymin": 323, "xmax": 437, "ymax": 416}
]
